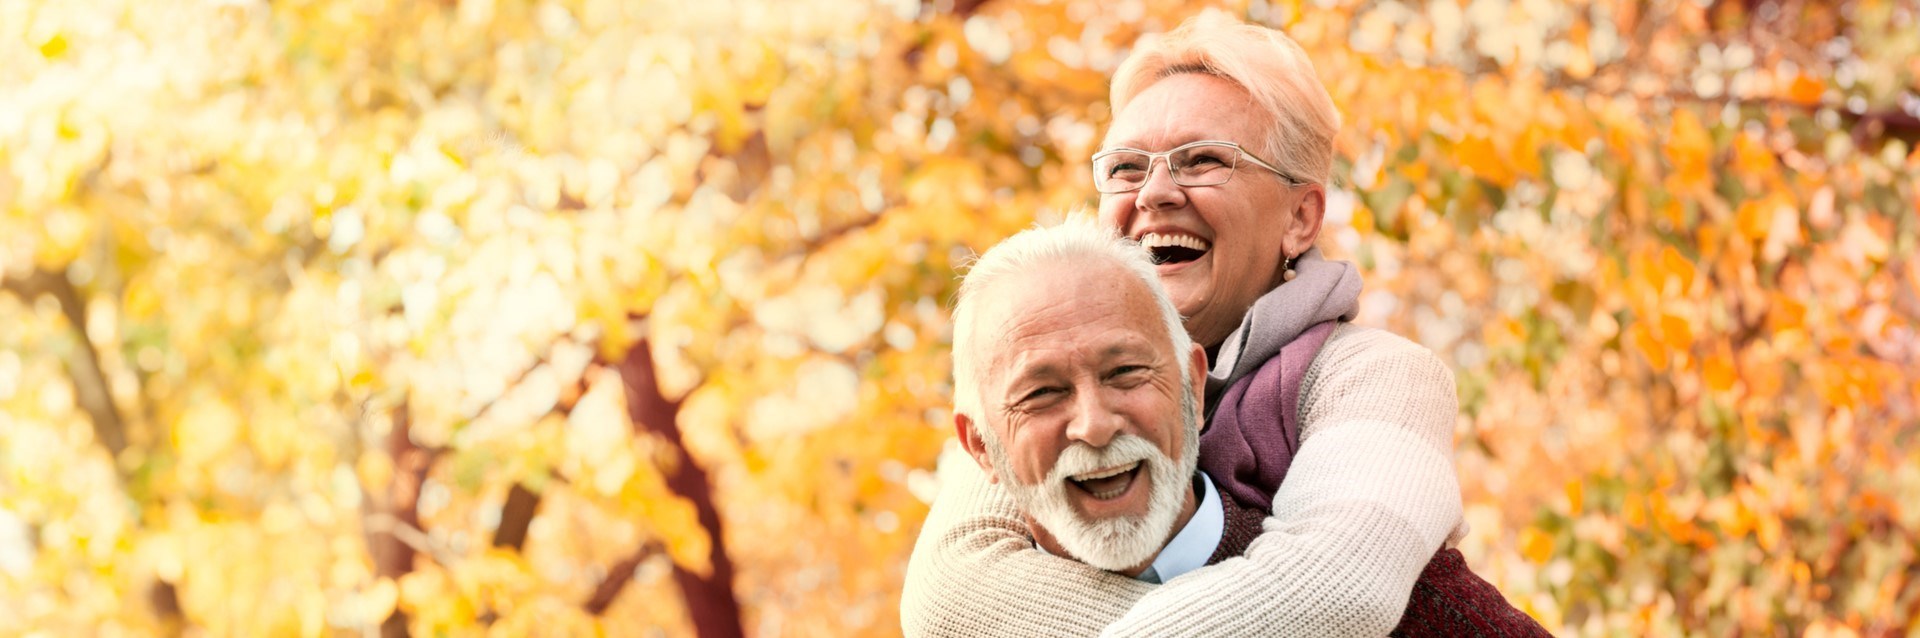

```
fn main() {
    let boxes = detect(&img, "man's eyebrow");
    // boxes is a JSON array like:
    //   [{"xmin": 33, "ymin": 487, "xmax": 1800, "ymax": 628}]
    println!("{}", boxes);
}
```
[
  {"xmin": 1001, "ymin": 356, "xmax": 1061, "ymax": 386},
  {"xmin": 1102, "ymin": 338, "xmax": 1157, "ymax": 357}
]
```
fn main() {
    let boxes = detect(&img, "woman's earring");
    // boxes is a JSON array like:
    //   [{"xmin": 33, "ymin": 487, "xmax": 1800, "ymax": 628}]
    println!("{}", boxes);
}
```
[{"xmin": 1282, "ymin": 254, "xmax": 1297, "ymax": 282}]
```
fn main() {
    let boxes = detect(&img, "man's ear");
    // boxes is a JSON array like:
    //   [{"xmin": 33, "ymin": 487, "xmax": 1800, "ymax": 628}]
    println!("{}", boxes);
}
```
[
  {"xmin": 954, "ymin": 412, "xmax": 999, "ymax": 484},
  {"xmin": 1188, "ymin": 342, "xmax": 1209, "ymax": 433},
  {"xmin": 1284, "ymin": 185, "xmax": 1327, "ymax": 258}
]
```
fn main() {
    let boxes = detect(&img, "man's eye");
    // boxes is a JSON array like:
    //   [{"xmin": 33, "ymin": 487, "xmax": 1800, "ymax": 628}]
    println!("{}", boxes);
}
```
[
  {"xmin": 1185, "ymin": 153, "xmax": 1228, "ymax": 167},
  {"xmin": 1107, "ymin": 163, "xmax": 1145, "ymax": 177},
  {"xmin": 1108, "ymin": 365, "xmax": 1149, "ymax": 381},
  {"xmin": 1022, "ymin": 387, "xmax": 1065, "ymax": 402}
]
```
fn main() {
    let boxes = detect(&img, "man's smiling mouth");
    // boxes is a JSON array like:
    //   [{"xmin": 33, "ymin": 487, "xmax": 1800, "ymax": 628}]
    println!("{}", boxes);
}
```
[
  {"xmin": 1139, "ymin": 232, "xmax": 1210, "ymax": 265},
  {"xmin": 1068, "ymin": 462, "xmax": 1144, "ymax": 500}
]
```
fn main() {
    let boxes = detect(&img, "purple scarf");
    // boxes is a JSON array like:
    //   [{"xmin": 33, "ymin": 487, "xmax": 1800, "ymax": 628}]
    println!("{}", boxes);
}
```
[
  {"xmin": 1198, "ymin": 320, "xmax": 1336, "ymax": 510},
  {"xmin": 1195, "ymin": 247, "xmax": 1360, "ymax": 510}
]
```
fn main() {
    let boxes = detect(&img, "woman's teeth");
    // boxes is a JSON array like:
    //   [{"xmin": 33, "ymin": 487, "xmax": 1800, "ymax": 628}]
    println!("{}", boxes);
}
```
[
  {"xmin": 1138, "ymin": 232, "xmax": 1210, "ymax": 251},
  {"xmin": 1139, "ymin": 233, "xmax": 1209, "ymax": 265}
]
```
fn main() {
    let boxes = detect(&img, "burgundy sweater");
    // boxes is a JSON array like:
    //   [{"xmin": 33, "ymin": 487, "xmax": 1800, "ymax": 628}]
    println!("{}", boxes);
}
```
[{"xmin": 1198, "ymin": 321, "xmax": 1550, "ymax": 637}]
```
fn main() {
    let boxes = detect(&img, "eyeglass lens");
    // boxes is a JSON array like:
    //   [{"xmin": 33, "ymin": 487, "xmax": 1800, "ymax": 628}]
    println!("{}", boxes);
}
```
[{"xmin": 1095, "ymin": 144, "xmax": 1240, "ymax": 191}]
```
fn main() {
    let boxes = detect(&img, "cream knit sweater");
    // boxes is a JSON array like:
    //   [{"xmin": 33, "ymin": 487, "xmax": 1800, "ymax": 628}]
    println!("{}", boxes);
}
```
[{"xmin": 902, "ymin": 324, "xmax": 1466, "ymax": 637}]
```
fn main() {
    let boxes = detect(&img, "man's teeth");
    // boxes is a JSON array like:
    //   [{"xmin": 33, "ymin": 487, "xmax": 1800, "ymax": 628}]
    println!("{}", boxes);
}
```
[
  {"xmin": 1138, "ymin": 232, "xmax": 1210, "ymax": 252},
  {"xmin": 1071, "ymin": 462, "xmax": 1140, "ymax": 482}
]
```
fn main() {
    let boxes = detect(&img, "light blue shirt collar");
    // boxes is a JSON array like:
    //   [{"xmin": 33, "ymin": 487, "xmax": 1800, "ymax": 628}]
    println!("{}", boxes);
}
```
[
  {"xmin": 1136, "ymin": 472, "xmax": 1223, "ymax": 584},
  {"xmin": 1034, "ymin": 472, "xmax": 1226, "ymax": 584}
]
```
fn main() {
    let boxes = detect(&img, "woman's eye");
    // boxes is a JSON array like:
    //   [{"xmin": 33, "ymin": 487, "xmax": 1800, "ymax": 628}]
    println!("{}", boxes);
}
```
[{"xmin": 1188, "ymin": 154, "xmax": 1227, "ymax": 167}]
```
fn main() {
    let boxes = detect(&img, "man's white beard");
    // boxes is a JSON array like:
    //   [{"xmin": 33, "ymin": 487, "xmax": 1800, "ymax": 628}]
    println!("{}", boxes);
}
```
[{"xmin": 985, "ymin": 389, "xmax": 1200, "ymax": 572}]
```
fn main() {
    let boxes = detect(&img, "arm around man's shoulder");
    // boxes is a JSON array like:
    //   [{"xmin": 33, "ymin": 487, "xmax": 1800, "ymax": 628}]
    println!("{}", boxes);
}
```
[
  {"xmin": 1099, "ymin": 324, "xmax": 1465, "ymax": 637},
  {"xmin": 901, "ymin": 444, "xmax": 1152, "ymax": 637},
  {"xmin": 1300, "ymin": 323, "xmax": 1458, "ymax": 455}
]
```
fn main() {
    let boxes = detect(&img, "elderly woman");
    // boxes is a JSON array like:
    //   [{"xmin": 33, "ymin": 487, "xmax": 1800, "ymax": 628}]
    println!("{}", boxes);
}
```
[{"xmin": 903, "ymin": 13, "xmax": 1542, "ymax": 637}]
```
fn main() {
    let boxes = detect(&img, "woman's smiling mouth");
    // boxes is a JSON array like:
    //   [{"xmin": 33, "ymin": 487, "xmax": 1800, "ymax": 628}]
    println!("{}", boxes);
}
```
[{"xmin": 1139, "ymin": 232, "xmax": 1211, "ymax": 265}]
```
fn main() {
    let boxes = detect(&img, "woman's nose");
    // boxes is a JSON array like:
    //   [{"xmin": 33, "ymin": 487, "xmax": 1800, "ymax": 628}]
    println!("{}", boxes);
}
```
[{"xmin": 1134, "ymin": 158, "xmax": 1188, "ymax": 211}]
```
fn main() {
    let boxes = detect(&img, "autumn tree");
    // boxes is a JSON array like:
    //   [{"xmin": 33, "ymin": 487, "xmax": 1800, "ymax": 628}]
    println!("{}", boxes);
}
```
[{"xmin": 2, "ymin": 0, "xmax": 1915, "ymax": 636}]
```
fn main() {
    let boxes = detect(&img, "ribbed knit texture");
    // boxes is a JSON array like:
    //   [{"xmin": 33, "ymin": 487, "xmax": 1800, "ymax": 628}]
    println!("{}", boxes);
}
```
[
  {"xmin": 1204, "ymin": 484, "xmax": 1271, "ymax": 566},
  {"xmin": 902, "ymin": 324, "xmax": 1466, "ymax": 637},
  {"xmin": 1390, "ymin": 549, "xmax": 1553, "ymax": 637},
  {"xmin": 1208, "ymin": 490, "xmax": 1550, "ymax": 638}
]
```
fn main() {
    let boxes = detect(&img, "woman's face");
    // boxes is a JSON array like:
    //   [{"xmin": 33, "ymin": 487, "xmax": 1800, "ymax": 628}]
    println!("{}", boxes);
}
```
[{"xmin": 1097, "ymin": 73, "xmax": 1321, "ymax": 349}]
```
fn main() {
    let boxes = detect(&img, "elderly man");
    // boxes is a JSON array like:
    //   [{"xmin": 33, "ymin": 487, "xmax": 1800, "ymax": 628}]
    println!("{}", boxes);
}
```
[
  {"xmin": 947, "ymin": 218, "xmax": 1212, "ymax": 584},
  {"xmin": 924, "ymin": 218, "xmax": 1546, "ymax": 636}
]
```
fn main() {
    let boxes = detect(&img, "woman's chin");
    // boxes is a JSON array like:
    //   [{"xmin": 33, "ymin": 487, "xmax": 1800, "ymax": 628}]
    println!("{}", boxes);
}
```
[{"xmin": 1156, "ymin": 256, "xmax": 1212, "ymax": 315}]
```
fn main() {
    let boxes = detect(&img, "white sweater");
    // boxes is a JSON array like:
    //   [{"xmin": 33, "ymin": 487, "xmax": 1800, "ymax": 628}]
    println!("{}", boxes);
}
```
[{"xmin": 901, "ymin": 324, "xmax": 1466, "ymax": 637}]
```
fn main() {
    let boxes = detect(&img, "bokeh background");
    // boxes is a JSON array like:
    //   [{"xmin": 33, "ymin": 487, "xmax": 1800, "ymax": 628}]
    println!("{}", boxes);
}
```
[{"xmin": 3, "ymin": 0, "xmax": 1917, "ymax": 635}]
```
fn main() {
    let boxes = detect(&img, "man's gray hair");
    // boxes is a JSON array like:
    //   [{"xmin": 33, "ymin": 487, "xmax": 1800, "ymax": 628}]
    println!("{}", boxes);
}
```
[{"xmin": 951, "ymin": 215, "xmax": 1194, "ymax": 425}]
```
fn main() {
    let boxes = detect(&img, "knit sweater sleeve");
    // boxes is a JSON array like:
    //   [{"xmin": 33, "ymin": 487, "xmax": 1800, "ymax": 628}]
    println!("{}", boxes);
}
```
[
  {"xmin": 901, "ymin": 444, "xmax": 1154, "ymax": 637},
  {"xmin": 1098, "ymin": 324, "xmax": 1465, "ymax": 637}
]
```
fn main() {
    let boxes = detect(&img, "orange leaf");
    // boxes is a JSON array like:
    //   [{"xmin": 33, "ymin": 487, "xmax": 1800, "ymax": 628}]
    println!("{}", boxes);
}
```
[
  {"xmin": 1664, "ymin": 109, "xmax": 1714, "ymax": 194},
  {"xmin": 1785, "ymin": 73, "xmax": 1825, "ymax": 106},
  {"xmin": 1456, "ymin": 135, "xmax": 1514, "ymax": 187},
  {"xmin": 1703, "ymin": 346, "xmax": 1737, "ymax": 394},
  {"xmin": 1519, "ymin": 526, "xmax": 1554, "ymax": 564}
]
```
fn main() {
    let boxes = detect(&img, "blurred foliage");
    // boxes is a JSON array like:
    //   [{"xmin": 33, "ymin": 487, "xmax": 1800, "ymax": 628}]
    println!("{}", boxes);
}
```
[{"xmin": 1, "ymin": 0, "xmax": 1916, "ymax": 636}]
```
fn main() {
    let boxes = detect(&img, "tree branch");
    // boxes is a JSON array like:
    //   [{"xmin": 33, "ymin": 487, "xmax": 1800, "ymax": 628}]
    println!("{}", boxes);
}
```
[
  {"xmin": 2, "ymin": 267, "xmax": 128, "ymax": 459},
  {"xmin": 491, "ymin": 483, "xmax": 539, "ymax": 552},
  {"xmin": 360, "ymin": 399, "xmax": 438, "ymax": 638},
  {"xmin": 585, "ymin": 540, "xmax": 663, "ymax": 616},
  {"xmin": 587, "ymin": 336, "xmax": 743, "ymax": 638},
  {"xmin": 363, "ymin": 513, "xmax": 455, "ymax": 568},
  {"xmin": 775, "ymin": 213, "xmax": 887, "ymax": 263}
]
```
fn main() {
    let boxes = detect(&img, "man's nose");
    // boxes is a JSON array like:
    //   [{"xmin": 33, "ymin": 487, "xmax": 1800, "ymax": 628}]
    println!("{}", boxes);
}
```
[
  {"xmin": 1064, "ymin": 388, "xmax": 1123, "ymax": 448},
  {"xmin": 1135, "ymin": 157, "xmax": 1188, "ymax": 211}
]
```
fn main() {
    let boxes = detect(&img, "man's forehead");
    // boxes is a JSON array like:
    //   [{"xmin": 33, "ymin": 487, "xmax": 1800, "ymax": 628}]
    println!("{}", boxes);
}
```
[
  {"xmin": 975, "ymin": 259, "xmax": 1134, "ymax": 325},
  {"xmin": 974, "ymin": 262, "xmax": 1168, "ymax": 367}
]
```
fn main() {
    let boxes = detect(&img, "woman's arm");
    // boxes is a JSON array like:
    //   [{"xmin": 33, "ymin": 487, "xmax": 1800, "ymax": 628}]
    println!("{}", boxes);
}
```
[
  {"xmin": 1099, "ymin": 325, "xmax": 1465, "ymax": 637},
  {"xmin": 900, "ymin": 444, "xmax": 1152, "ymax": 637}
]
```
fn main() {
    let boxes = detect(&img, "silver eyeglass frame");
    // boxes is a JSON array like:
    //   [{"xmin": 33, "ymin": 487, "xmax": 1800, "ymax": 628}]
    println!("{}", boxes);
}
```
[{"xmin": 1090, "ymin": 140, "xmax": 1305, "ymax": 194}]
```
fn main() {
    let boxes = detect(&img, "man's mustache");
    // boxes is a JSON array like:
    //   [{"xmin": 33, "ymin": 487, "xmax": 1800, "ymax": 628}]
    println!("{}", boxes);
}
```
[{"xmin": 1038, "ymin": 435, "xmax": 1163, "ymax": 490}]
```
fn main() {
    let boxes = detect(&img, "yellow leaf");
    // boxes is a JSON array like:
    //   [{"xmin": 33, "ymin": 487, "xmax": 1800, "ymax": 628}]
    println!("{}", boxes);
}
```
[
  {"xmin": 1350, "ymin": 204, "xmax": 1375, "ymax": 236},
  {"xmin": 1664, "ymin": 109, "xmax": 1714, "ymax": 194},
  {"xmin": 1456, "ymin": 135, "xmax": 1513, "ymax": 187},
  {"xmin": 175, "ymin": 397, "xmax": 242, "ymax": 467},
  {"xmin": 365, "ymin": 577, "xmax": 399, "ymax": 626},
  {"xmin": 1518, "ymin": 526, "xmax": 1554, "ymax": 564},
  {"xmin": 358, "ymin": 452, "xmax": 394, "ymax": 492},
  {"xmin": 38, "ymin": 32, "xmax": 68, "ymax": 58}
]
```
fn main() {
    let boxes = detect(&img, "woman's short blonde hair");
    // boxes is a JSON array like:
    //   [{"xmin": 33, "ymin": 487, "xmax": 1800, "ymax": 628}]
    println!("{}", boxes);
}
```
[{"xmin": 1109, "ymin": 10, "xmax": 1340, "ymax": 186}]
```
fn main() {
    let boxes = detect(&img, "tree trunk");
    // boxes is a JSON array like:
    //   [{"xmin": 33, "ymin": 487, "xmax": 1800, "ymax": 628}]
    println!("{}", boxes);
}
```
[
  {"xmin": 595, "ymin": 338, "xmax": 745, "ymax": 638},
  {"xmin": 492, "ymin": 483, "xmax": 540, "ymax": 551},
  {"xmin": 362, "ymin": 400, "xmax": 434, "ymax": 638}
]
